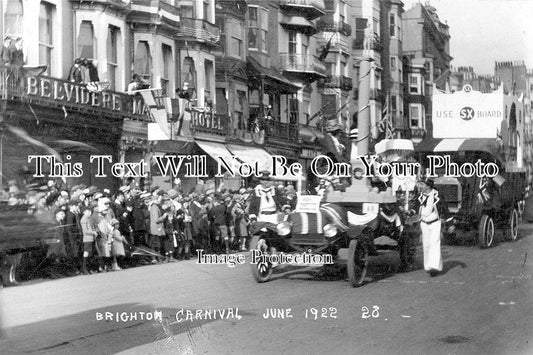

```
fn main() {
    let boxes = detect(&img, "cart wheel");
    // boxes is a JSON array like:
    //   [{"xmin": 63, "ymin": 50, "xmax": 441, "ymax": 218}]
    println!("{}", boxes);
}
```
[
  {"xmin": 505, "ymin": 208, "xmax": 519, "ymax": 241},
  {"xmin": 478, "ymin": 215, "xmax": 494, "ymax": 248},
  {"xmin": 249, "ymin": 235, "xmax": 272, "ymax": 283},
  {"xmin": 347, "ymin": 239, "xmax": 368, "ymax": 287}
]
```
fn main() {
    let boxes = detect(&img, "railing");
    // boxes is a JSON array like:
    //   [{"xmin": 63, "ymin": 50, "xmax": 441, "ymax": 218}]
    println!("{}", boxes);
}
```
[
  {"xmin": 189, "ymin": 109, "xmax": 230, "ymax": 136},
  {"xmin": 0, "ymin": 67, "xmax": 150, "ymax": 121},
  {"xmin": 410, "ymin": 128, "xmax": 426, "ymax": 139},
  {"xmin": 176, "ymin": 18, "xmax": 220, "ymax": 45},
  {"xmin": 264, "ymin": 120, "xmax": 299, "ymax": 143},
  {"xmin": 316, "ymin": 14, "xmax": 352, "ymax": 37},
  {"xmin": 279, "ymin": 53, "xmax": 327, "ymax": 76},
  {"xmin": 320, "ymin": 75, "xmax": 353, "ymax": 91}
]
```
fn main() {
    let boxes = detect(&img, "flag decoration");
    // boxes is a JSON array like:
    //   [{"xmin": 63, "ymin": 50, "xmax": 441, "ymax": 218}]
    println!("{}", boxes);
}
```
[
  {"xmin": 140, "ymin": 90, "xmax": 171, "ymax": 139},
  {"xmin": 378, "ymin": 95, "xmax": 394, "ymax": 139}
]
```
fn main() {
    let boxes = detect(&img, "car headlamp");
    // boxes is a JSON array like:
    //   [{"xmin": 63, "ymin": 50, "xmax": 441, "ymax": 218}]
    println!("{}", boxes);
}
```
[
  {"xmin": 276, "ymin": 221, "xmax": 291, "ymax": 236},
  {"xmin": 323, "ymin": 223, "xmax": 337, "ymax": 238}
]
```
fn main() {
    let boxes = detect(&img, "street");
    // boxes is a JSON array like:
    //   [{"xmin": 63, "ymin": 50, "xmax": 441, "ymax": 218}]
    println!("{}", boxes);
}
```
[{"xmin": 1, "ymin": 222, "xmax": 533, "ymax": 355}]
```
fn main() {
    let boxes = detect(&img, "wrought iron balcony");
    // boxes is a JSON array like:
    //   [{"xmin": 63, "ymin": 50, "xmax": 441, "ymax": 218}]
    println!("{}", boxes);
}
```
[
  {"xmin": 317, "ymin": 14, "xmax": 352, "ymax": 37},
  {"xmin": 279, "ymin": 53, "xmax": 327, "ymax": 78},
  {"xmin": 0, "ymin": 67, "xmax": 149, "ymax": 121},
  {"xmin": 264, "ymin": 119, "xmax": 299, "ymax": 143},
  {"xmin": 319, "ymin": 75, "xmax": 353, "ymax": 91},
  {"xmin": 279, "ymin": 0, "xmax": 326, "ymax": 20},
  {"xmin": 176, "ymin": 18, "xmax": 220, "ymax": 46}
]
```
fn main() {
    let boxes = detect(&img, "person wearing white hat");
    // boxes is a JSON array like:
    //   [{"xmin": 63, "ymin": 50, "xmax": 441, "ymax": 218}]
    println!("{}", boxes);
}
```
[{"xmin": 418, "ymin": 178, "xmax": 443, "ymax": 276}]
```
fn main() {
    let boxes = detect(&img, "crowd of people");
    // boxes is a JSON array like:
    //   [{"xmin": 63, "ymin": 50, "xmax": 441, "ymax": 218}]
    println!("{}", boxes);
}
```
[{"xmin": 1, "ymin": 174, "xmax": 299, "ymax": 278}]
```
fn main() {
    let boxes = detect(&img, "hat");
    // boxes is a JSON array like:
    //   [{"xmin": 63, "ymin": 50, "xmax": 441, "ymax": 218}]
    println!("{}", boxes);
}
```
[
  {"xmin": 119, "ymin": 185, "xmax": 131, "ymax": 193},
  {"xmin": 140, "ymin": 192, "xmax": 152, "ymax": 200},
  {"xmin": 421, "ymin": 178, "xmax": 435, "ymax": 189},
  {"xmin": 167, "ymin": 189, "xmax": 179, "ymax": 199},
  {"xmin": 81, "ymin": 206, "xmax": 93, "ymax": 213},
  {"xmin": 110, "ymin": 218, "xmax": 120, "ymax": 226},
  {"xmin": 54, "ymin": 208, "xmax": 65, "ymax": 216},
  {"xmin": 8, "ymin": 185, "xmax": 19, "ymax": 194},
  {"xmin": 68, "ymin": 199, "xmax": 79, "ymax": 206},
  {"xmin": 85, "ymin": 186, "xmax": 99, "ymax": 197},
  {"xmin": 221, "ymin": 193, "xmax": 231, "ymax": 200},
  {"xmin": 206, "ymin": 189, "xmax": 215, "ymax": 195},
  {"xmin": 326, "ymin": 120, "xmax": 344, "ymax": 132},
  {"xmin": 149, "ymin": 185, "xmax": 160, "ymax": 194},
  {"xmin": 258, "ymin": 170, "xmax": 271, "ymax": 181},
  {"xmin": 93, "ymin": 192, "xmax": 103, "ymax": 200}
]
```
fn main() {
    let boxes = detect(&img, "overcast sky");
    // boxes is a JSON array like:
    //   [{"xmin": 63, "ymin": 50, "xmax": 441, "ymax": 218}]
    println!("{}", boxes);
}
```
[{"xmin": 400, "ymin": 0, "xmax": 533, "ymax": 75}]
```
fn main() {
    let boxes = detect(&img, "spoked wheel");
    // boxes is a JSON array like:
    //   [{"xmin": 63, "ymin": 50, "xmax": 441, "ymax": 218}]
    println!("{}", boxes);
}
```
[
  {"xmin": 478, "ymin": 214, "xmax": 495, "ymax": 248},
  {"xmin": 505, "ymin": 208, "xmax": 519, "ymax": 241},
  {"xmin": 347, "ymin": 239, "xmax": 368, "ymax": 287},
  {"xmin": 517, "ymin": 200, "xmax": 526, "ymax": 221},
  {"xmin": 1, "ymin": 264, "xmax": 18, "ymax": 287},
  {"xmin": 250, "ymin": 235, "xmax": 273, "ymax": 283}
]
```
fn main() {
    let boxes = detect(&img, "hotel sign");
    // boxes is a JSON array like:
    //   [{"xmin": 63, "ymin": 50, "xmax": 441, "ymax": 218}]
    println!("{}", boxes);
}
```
[{"xmin": 25, "ymin": 76, "xmax": 147, "ymax": 117}]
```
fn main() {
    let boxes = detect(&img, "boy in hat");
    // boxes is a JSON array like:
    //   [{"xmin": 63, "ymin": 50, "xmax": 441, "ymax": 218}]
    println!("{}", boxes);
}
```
[
  {"xmin": 418, "ymin": 178, "xmax": 443, "ymax": 276},
  {"xmin": 208, "ymin": 193, "xmax": 230, "ymax": 253}
]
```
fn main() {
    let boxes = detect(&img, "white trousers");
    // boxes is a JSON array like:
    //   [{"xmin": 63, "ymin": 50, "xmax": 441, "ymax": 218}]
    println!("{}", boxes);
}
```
[{"xmin": 420, "ymin": 221, "xmax": 443, "ymax": 271}]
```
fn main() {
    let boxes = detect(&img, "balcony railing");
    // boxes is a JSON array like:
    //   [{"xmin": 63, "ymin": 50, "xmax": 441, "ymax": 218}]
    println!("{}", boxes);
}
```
[
  {"xmin": 317, "ymin": 14, "xmax": 352, "ymax": 37},
  {"xmin": 279, "ymin": 53, "xmax": 327, "ymax": 77},
  {"xmin": 176, "ymin": 18, "xmax": 220, "ymax": 45},
  {"xmin": 0, "ymin": 68, "xmax": 149, "ymax": 121},
  {"xmin": 189, "ymin": 109, "xmax": 229, "ymax": 136},
  {"xmin": 320, "ymin": 75, "xmax": 353, "ymax": 91},
  {"xmin": 352, "ymin": 35, "xmax": 383, "ymax": 52},
  {"xmin": 264, "ymin": 120, "xmax": 299, "ymax": 143},
  {"xmin": 279, "ymin": 0, "xmax": 326, "ymax": 20}
]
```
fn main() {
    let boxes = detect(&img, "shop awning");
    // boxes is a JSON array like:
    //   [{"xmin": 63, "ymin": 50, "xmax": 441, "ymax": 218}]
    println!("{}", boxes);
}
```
[
  {"xmin": 196, "ymin": 140, "xmax": 241, "ymax": 169},
  {"xmin": 375, "ymin": 139, "xmax": 414, "ymax": 155},
  {"xmin": 415, "ymin": 138, "xmax": 502, "ymax": 160},
  {"xmin": 226, "ymin": 144, "xmax": 274, "ymax": 171}
]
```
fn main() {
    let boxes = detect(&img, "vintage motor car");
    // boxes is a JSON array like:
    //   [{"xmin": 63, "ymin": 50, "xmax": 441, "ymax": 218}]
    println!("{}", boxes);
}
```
[{"xmin": 249, "ymin": 193, "xmax": 418, "ymax": 287}]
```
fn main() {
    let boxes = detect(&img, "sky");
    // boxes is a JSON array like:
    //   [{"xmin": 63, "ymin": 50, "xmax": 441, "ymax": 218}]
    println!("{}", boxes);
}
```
[{"xmin": 400, "ymin": 0, "xmax": 533, "ymax": 75}]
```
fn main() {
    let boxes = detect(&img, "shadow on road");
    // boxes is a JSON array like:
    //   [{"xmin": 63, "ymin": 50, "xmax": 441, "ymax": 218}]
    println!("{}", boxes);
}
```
[{"xmin": 0, "ymin": 303, "xmax": 254, "ymax": 355}]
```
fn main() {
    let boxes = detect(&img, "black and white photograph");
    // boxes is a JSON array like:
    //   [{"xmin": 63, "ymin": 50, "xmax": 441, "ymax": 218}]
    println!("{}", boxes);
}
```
[{"xmin": 0, "ymin": 0, "xmax": 532, "ymax": 354}]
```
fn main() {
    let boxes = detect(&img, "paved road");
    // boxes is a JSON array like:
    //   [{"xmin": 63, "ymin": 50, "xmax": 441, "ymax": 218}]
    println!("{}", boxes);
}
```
[{"xmin": 1, "ymin": 224, "xmax": 532, "ymax": 354}]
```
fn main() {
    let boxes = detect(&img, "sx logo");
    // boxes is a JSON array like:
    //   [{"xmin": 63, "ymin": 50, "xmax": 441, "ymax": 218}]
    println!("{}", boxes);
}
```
[{"xmin": 460, "ymin": 106, "xmax": 475, "ymax": 120}]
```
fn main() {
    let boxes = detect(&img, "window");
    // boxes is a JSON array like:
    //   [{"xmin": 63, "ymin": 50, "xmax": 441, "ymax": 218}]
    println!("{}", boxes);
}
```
[
  {"xmin": 39, "ymin": 2, "xmax": 54, "ymax": 75},
  {"xmin": 391, "ymin": 95, "xmax": 397, "ymax": 117},
  {"xmin": 5, "ymin": 0, "xmax": 23, "ymax": 37},
  {"xmin": 161, "ymin": 44, "xmax": 172, "ymax": 95},
  {"xmin": 389, "ymin": 13, "xmax": 396, "ymax": 37},
  {"xmin": 230, "ymin": 24, "xmax": 243, "ymax": 58},
  {"xmin": 288, "ymin": 31, "xmax": 297, "ymax": 55},
  {"xmin": 409, "ymin": 74, "xmax": 422, "ymax": 94},
  {"xmin": 181, "ymin": 56, "xmax": 196, "ymax": 90},
  {"xmin": 181, "ymin": 5, "xmax": 193, "ymax": 18},
  {"xmin": 391, "ymin": 56, "xmax": 396, "ymax": 72},
  {"xmin": 78, "ymin": 21, "xmax": 94, "ymax": 58},
  {"xmin": 324, "ymin": 0, "xmax": 334, "ymax": 12},
  {"xmin": 340, "ymin": 55, "xmax": 347, "ymax": 76},
  {"xmin": 203, "ymin": 0, "xmax": 210, "ymax": 22},
  {"xmin": 248, "ymin": 6, "xmax": 268, "ymax": 53},
  {"xmin": 204, "ymin": 60, "xmax": 214, "ymax": 106},
  {"xmin": 303, "ymin": 99, "xmax": 310, "ymax": 125},
  {"xmin": 134, "ymin": 41, "xmax": 151, "ymax": 82},
  {"xmin": 409, "ymin": 104, "xmax": 424, "ymax": 128},
  {"xmin": 106, "ymin": 26, "xmax": 118, "ymax": 90},
  {"xmin": 339, "ymin": 1, "xmax": 346, "ymax": 24},
  {"xmin": 236, "ymin": 90, "xmax": 246, "ymax": 129},
  {"xmin": 354, "ymin": 18, "xmax": 368, "ymax": 49}
]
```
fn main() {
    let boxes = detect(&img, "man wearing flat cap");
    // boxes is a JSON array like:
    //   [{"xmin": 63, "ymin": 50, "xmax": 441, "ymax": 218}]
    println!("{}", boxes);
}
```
[{"xmin": 418, "ymin": 178, "xmax": 443, "ymax": 277}]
